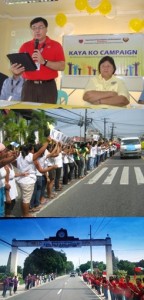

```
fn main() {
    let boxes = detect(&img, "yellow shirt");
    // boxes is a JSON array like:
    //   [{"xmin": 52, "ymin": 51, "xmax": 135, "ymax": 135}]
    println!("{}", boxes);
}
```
[{"xmin": 84, "ymin": 74, "xmax": 130, "ymax": 101}]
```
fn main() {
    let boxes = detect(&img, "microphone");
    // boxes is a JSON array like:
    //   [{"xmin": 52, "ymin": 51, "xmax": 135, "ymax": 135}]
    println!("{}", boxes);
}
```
[{"xmin": 34, "ymin": 39, "xmax": 39, "ymax": 50}]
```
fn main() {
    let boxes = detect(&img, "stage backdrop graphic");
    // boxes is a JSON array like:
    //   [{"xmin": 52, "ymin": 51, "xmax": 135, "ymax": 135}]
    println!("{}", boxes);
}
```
[{"xmin": 62, "ymin": 33, "xmax": 144, "ymax": 91}]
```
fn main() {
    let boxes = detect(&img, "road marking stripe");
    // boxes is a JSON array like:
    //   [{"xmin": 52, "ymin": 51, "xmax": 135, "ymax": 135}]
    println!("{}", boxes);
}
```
[
  {"xmin": 103, "ymin": 167, "xmax": 118, "ymax": 185},
  {"xmin": 57, "ymin": 289, "xmax": 62, "ymax": 295},
  {"xmin": 120, "ymin": 166, "xmax": 129, "ymax": 185},
  {"xmin": 87, "ymin": 168, "xmax": 108, "ymax": 184},
  {"xmin": 134, "ymin": 167, "xmax": 144, "ymax": 185}
]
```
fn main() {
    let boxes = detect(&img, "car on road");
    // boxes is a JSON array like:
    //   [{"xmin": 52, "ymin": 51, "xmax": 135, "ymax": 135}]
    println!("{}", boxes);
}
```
[
  {"xmin": 70, "ymin": 272, "xmax": 75, "ymax": 277},
  {"xmin": 120, "ymin": 137, "xmax": 142, "ymax": 158}
]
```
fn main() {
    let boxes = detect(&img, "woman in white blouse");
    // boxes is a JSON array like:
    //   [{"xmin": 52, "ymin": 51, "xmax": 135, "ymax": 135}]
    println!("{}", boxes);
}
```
[{"xmin": 16, "ymin": 138, "xmax": 51, "ymax": 217}]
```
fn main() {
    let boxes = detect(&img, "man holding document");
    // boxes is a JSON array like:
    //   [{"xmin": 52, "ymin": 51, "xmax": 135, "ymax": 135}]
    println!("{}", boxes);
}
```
[{"xmin": 11, "ymin": 17, "xmax": 65, "ymax": 104}]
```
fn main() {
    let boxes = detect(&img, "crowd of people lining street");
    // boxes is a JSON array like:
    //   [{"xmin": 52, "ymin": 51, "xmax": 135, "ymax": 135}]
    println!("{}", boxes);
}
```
[
  {"xmin": 2, "ymin": 272, "xmax": 144, "ymax": 299},
  {"xmin": 24, "ymin": 273, "xmax": 55, "ymax": 290},
  {"xmin": 1, "ymin": 273, "xmax": 55, "ymax": 298},
  {"xmin": 83, "ymin": 273, "xmax": 144, "ymax": 300},
  {"xmin": 0, "ymin": 137, "xmax": 118, "ymax": 218},
  {"xmin": 2, "ymin": 275, "xmax": 18, "ymax": 298}
]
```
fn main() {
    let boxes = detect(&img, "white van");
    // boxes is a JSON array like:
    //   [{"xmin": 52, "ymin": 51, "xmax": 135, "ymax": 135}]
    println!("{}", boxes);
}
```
[{"xmin": 120, "ymin": 137, "xmax": 141, "ymax": 158}]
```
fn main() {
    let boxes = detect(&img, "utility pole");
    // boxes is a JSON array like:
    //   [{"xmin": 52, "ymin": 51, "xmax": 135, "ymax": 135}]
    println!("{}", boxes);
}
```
[
  {"xmin": 89, "ymin": 225, "xmax": 93, "ymax": 274},
  {"xmin": 84, "ymin": 109, "xmax": 93, "ymax": 142},
  {"xmin": 104, "ymin": 118, "xmax": 107, "ymax": 140},
  {"xmin": 84, "ymin": 109, "xmax": 87, "ymax": 142},
  {"xmin": 110, "ymin": 123, "xmax": 116, "ymax": 140},
  {"xmin": 78, "ymin": 114, "xmax": 84, "ymax": 143},
  {"xmin": 102, "ymin": 118, "xmax": 109, "ymax": 140}
]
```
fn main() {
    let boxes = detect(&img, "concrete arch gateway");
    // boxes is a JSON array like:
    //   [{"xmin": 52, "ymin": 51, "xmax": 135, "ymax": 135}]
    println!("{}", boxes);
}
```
[{"xmin": 10, "ymin": 229, "xmax": 113, "ymax": 277}]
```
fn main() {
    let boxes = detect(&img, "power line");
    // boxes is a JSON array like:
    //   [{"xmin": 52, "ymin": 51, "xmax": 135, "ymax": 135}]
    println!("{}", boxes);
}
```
[
  {"xmin": 0, "ymin": 238, "xmax": 29, "ymax": 255},
  {"xmin": 61, "ymin": 108, "xmax": 83, "ymax": 118}
]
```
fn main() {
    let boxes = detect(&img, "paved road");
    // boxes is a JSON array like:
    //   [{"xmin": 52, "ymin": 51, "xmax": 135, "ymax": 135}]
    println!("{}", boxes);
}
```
[
  {"xmin": 0, "ymin": 276, "xmax": 102, "ymax": 300},
  {"xmin": 37, "ymin": 153, "xmax": 144, "ymax": 217}
]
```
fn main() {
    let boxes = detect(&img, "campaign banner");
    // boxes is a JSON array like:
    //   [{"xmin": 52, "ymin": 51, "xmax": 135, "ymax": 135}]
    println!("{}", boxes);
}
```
[
  {"xmin": 50, "ymin": 128, "xmax": 71, "ymax": 144},
  {"xmin": 61, "ymin": 33, "xmax": 144, "ymax": 91},
  {"xmin": 93, "ymin": 134, "xmax": 100, "ymax": 141},
  {"xmin": 62, "ymin": 34, "xmax": 144, "ymax": 90}
]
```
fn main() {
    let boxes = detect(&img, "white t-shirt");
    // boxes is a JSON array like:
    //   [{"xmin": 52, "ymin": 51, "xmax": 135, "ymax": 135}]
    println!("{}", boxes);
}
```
[
  {"xmin": 62, "ymin": 152, "xmax": 69, "ymax": 164},
  {"xmin": 53, "ymin": 152, "xmax": 63, "ymax": 168},
  {"xmin": 89, "ymin": 146, "xmax": 97, "ymax": 158},
  {"xmin": 68, "ymin": 154, "xmax": 74, "ymax": 163},
  {"xmin": 16, "ymin": 152, "xmax": 36, "ymax": 184},
  {"xmin": 35, "ymin": 155, "xmax": 47, "ymax": 176},
  {"xmin": 97, "ymin": 146, "xmax": 102, "ymax": 155},
  {"xmin": 0, "ymin": 167, "xmax": 6, "ymax": 188},
  {"xmin": 44, "ymin": 149, "xmax": 55, "ymax": 167},
  {"xmin": 6, "ymin": 165, "xmax": 18, "ymax": 200}
]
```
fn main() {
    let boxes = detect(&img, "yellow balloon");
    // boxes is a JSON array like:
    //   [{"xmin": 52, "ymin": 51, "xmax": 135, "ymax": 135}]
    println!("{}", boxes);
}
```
[
  {"xmin": 129, "ymin": 18, "xmax": 143, "ymax": 32},
  {"xmin": 86, "ymin": 0, "xmax": 99, "ymax": 14},
  {"xmin": 98, "ymin": 0, "xmax": 112, "ymax": 15},
  {"xmin": 55, "ymin": 13, "xmax": 67, "ymax": 27},
  {"xmin": 75, "ymin": 0, "xmax": 87, "ymax": 11}
]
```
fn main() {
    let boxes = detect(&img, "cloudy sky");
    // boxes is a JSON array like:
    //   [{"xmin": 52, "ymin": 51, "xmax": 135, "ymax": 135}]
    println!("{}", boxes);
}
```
[
  {"xmin": 44, "ymin": 108, "xmax": 144, "ymax": 139},
  {"xmin": 0, "ymin": 217, "xmax": 144, "ymax": 269}
]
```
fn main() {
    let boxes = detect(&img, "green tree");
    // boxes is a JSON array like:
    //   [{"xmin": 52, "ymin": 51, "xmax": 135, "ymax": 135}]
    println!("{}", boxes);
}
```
[
  {"xmin": 23, "ymin": 248, "xmax": 67, "ymax": 279},
  {"xmin": 117, "ymin": 269, "xmax": 127, "ymax": 277},
  {"xmin": 17, "ymin": 118, "xmax": 28, "ymax": 144},
  {"xmin": 137, "ymin": 260, "xmax": 144, "ymax": 268},
  {"xmin": 79, "ymin": 262, "xmax": 91, "ymax": 273},
  {"xmin": 0, "ymin": 266, "xmax": 6, "ymax": 273},
  {"xmin": 0, "ymin": 110, "xmax": 56, "ymax": 146},
  {"xmin": 117, "ymin": 260, "xmax": 135, "ymax": 275},
  {"xmin": 66, "ymin": 261, "xmax": 74, "ymax": 273},
  {"xmin": 93, "ymin": 261, "xmax": 106, "ymax": 272},
  {"xmin": 28, "ymin": 110, "xmax": 56, "ymax": 143},
  {"xmin": 1, "ymin": 111, "xmax": 19, "ymax": 144},
  {"xmin": 26, "ymin": 131, "xmax": 36, "ymax": 144}
]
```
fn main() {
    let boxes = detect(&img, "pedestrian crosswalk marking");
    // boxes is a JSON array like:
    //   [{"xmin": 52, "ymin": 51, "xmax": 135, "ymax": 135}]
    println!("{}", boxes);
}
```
[
  {"xmin": 103, "ymin": 167, "xmax": 118, "ymax": 185},
  {"xmin": 120, "ymin": 167, "xmax": 129, "ymax": 185},
  {"xmin": 86, "ymin": 167, "xmax": 144, "ymax": 185},
  {"xmin": 87, "ymin": 168, "xmax": 108, "ymax": 184},
  {"xmin": 134, "ymin": 167, "xmax": 144, "ymax": 185}
]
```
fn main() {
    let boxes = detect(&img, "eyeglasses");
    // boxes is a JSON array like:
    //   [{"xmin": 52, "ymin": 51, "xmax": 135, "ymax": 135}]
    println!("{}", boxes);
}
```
[{"xmin": 31, "ymin": 26, "xmax": 46, "ymax": 31}]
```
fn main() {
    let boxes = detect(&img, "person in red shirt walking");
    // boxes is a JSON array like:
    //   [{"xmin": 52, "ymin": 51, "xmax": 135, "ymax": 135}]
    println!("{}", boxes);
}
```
[
  {"xmin": 123, "ymin": 275, "xmax": 135, "ymax": 300},
  {"xmin": 112, "ymin": 277, "xmax": 124, "ymax": 300},
  {"xmin": 133, "ymin": 278, "xmax": 144, "ymax": 300},
  {"xmin": 108, "ymin": 276, "xmax": 117, "ymax": 300},
  {"xmin": 102, "ymin": 276, "xmax": 109, "ymax": 299},
  {"xmin": 13, "ymin": 17, "xmax": 65, "ymax": 104}
]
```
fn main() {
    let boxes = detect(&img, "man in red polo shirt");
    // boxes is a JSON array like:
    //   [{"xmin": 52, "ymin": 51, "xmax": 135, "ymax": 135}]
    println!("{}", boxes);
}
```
[
  {"xmin": 13, "ymin": 17, "xmax": 65, "ymax": 104},
  {"xmin": 123, "ymin": 275, "xmax": 136, "ymax": 300}
]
